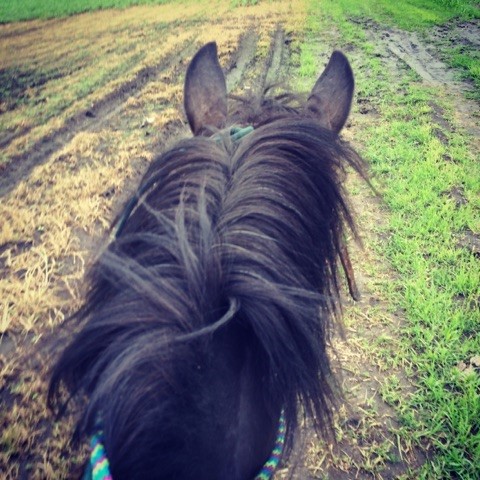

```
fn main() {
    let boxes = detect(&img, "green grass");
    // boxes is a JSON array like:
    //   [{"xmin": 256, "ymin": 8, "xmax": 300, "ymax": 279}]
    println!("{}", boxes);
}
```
[
  {"xmin": 366, "ymin": 84, "xmax": 480, "ymax": 478},
  {"xmin": 301, "ymin": 0, "xmax": 480, "ymax": 477},
  {"xmin": 0, "ymin": 0, "xmax": 171, "ymax": 23},
  {"xmin": 230, "ymin": 0, "xmax": 259, "ymax": 6},
  {"xmin": 319, "ymin": 0, "xmax": 479, "ymax": 30},
  {"xmin": 449, "ymin": 47, "xmax": 480, "ymax": 99},
  {"xmin": 317, "ymin": 0, "xmax": 480, "ymax": 100}
]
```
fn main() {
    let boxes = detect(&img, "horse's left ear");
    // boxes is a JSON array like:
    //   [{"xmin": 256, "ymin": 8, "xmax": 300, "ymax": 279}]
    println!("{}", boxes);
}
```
[
  {"xmin": 184, "ymin": 42, "xmax": 227, "ymax": 136},
  {"xmin": 307, "ymin": 51, "xmax": 354, "ymax": 134}
]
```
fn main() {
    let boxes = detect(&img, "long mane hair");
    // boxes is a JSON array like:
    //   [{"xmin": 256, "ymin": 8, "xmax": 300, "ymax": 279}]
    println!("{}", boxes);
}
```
[{"xmin": 49, "ymin": 43, "xmax": 365, "ymax": 479}]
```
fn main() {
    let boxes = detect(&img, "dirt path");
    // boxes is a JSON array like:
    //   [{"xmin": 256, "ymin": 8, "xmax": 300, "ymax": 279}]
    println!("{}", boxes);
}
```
[
  {"xmin": 363, "ymin": 18, "xmax": 479, "ymax": 140},
  {"xmin": 0, "ymin": 4, "xmax": 477, "ymax": 478}
]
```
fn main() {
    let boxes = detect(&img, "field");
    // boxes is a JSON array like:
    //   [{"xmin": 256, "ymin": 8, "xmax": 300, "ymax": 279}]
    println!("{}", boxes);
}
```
[{"xmin": 1, "ymin": 0, "xmax": 479, "ymax": 478}]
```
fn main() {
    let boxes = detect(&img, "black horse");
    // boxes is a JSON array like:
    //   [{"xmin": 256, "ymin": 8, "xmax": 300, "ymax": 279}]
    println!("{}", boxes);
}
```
[{"xmin": 49, "ymin": 42, "xmax": 365, "ymax": 479}]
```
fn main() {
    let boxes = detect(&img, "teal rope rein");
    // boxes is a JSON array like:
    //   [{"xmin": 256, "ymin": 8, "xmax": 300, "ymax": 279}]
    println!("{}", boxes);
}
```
[
  {"xmin": 83, "ymin": 430, "xmax": 112, "ymax": 480},
  {"xmin": 254, "ymin": 412, "xmax": 287, "ymax": 480}
]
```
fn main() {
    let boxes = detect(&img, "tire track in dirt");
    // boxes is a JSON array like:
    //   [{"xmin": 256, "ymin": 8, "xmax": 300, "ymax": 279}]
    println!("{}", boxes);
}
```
[
  {"xmin": 265, "ymin": 27, "xmax": 289, "ymax": 87},
  {"xmin": 0, "ymin": 26, "xmax": 284, "ymax": 199},
  {"xmin": 352, "ymin": 18, "xmax": 456, "ymax": 86},
  {"xmin": 355, "ymin": 18, "xmax": 480, "ymax": 140},
  {"xmin": 0, "ymin": 38, "xmax": 197, "ymax": 198},
  {"xmin": 257, "ymin": 27, "xmax": 288, "ymax": 93},
  {"xmin": 225, "ymin": 30, "xmax": 259, "ymax": 93},
  {"xmin": 228, "ymin": 25, "xmax": 290, "ymax": 105},
  {"xmin": 0, "ymin": 17, "xmax": 70, "ymax": 40},
  {"xmin": 384, "ymin": 30, "xmax": 454, "ymax": 85}
]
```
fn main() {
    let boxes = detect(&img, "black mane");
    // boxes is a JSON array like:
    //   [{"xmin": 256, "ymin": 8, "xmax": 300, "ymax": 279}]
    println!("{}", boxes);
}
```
[{"xmin": 49, "ymin": 45, "xmax": 365, "ymax": 480}]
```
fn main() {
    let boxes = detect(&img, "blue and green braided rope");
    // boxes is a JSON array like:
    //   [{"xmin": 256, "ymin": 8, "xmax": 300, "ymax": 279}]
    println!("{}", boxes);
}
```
[{"xmin": 254, "ymin": 412, "xmax": 287, "ymax": 480}]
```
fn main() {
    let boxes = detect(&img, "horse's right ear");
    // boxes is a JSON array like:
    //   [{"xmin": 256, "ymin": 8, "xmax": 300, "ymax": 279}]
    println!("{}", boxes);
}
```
[
  {"xmin": 184, "ymin": 42, "xmax": 227, "ymax": 136},
  {"xmin": 307, "ymin": 51, "xmax": 354, "ymax": 134}
]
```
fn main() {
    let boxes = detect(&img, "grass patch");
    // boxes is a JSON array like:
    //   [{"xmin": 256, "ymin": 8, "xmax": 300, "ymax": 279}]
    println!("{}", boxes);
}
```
[
  {"xmin": 390, "ymin": 59, "xmax": 477, "ymax": 480},
  {"xmin": 317, "ymin": 0, "xmax": 479, "ymax": 31},
  {"xmin": 366, "ymin": 84, "xmax": 480, "ymax": 478},
  {"xmin": 300, "ymin": 0, "xmax": 480, "ymax": 477},
  {"xmin": 231, "ymin": 0, "xmax": 260, "ymax": 7},
  {"xmin": 313, "ymin": 0, "xmax": 480, "ymax": 99},
  {"xmin": 448, "ymin": 46, "xmax": 480, "ymax": 99},
  {"xmin": 0, "ymin": 0, "xmax": 173, "ymax": 23}
]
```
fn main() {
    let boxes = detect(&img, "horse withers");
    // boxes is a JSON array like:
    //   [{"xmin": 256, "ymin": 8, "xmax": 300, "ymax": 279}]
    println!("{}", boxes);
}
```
[{"xmin": 49, "ymin": 42, "xmax": 365, "ymax": 479}]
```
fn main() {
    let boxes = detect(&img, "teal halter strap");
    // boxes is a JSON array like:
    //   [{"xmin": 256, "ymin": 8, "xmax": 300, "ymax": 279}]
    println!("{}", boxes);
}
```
[
  {"xmin": 82, "ymin": 430, "xmax": 112, "ymax": 480},
  {"xmin": 229, "ymin": 125, "xmax": 254, "ymax": 142}
]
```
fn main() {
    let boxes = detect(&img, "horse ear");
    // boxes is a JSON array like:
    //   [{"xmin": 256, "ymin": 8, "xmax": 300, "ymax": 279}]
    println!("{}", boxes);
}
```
[
  {"xmin": 184, "ymin": 42, "xmax": 227, "ymax": 136},
  {"xmin": 307, "ymin": 51, "xmax": 354, "ymax": 134}
]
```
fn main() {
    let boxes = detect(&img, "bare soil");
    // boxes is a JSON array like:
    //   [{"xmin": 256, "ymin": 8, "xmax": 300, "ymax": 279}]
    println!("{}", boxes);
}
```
[
  {"xmin": 0, "ymin": 7, "xmax": 478, "ymax": 479},
  {"xmin": 358, "ymin": 17, "xmax": 480, "ymax": 139}
]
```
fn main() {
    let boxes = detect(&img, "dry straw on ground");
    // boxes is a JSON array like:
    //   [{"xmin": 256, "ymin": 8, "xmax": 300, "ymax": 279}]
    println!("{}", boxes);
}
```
[{"xmin": 1, "ymin": 2, "xmax": 309, "ymax": 478}]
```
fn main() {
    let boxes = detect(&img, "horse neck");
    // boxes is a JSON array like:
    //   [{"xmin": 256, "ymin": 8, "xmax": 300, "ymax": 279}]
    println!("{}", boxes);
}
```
[{"xmin": 202, "ymin": 324, "xmax": 280, "ymax": 479}]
